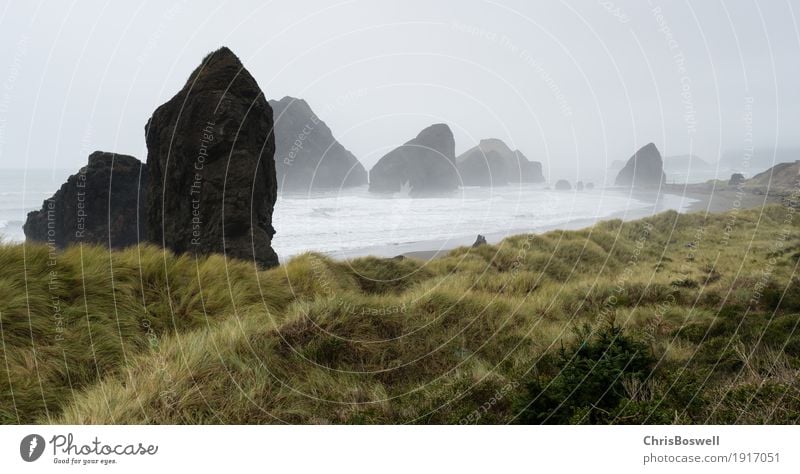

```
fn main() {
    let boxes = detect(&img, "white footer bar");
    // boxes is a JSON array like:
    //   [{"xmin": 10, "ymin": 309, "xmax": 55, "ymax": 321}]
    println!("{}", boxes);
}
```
[{"xmin": 1, "ymin": 425, "xmax": 797, "ymax": 473}]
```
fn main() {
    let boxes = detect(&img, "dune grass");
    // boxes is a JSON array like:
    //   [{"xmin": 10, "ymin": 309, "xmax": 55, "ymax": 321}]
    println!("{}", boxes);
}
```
[{"xmin": 1, "ymin": 203, "xmax": 799, "ymax": 424}]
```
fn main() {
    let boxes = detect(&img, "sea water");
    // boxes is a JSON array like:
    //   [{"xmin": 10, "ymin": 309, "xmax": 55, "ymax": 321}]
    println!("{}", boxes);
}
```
[
  {"xmin": 0, "ymin": 168, "xmax": 70, "ymax": 243},
  {"xmin": 1, "ymin": 169, "xmax": 696, "ymax": 259},
  {"xmin": 272, "ymin": 185, "xmax": 694, "ymax": 258}
]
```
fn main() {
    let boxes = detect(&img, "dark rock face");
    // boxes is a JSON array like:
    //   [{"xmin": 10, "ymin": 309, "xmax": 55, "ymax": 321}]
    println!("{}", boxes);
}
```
[
  {"xmin": 614, "ymin": 143, "xmax": 666, "ymax": 187},
  {"xmin": 456, "ymin": 138, "xmax": 544, "ymax": 186},
  {"xmin": 145, "ymin": 47, "xmax": 279, "ymax": 268},
  {"xmin": 270, "ymin": 96, "xmax": 367, "ymax": 191},
  {"xmin": 729, "ymin": 173, "xmax": 746, "ymax": 186},
  {"xmin": 368, "ymin": 123, "xmax": 458, "ymax": 195},
  {"xmin": 472, "ymin": 234, "xmax": 487, "ymax": 247},
  {"xmin": 24, "ymin": 152, "xmax": 146, "ymax": 249},
  {"xmin": 554, "ymin": 179, "xmax": 571, "ymax": 191}
]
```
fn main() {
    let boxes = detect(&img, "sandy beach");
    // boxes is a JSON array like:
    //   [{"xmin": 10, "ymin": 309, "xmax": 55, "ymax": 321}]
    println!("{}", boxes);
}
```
[
  {"xmin": 374, "ymin": 185, "xmax": 783, "ymax": 261},
  {"xmin": 326, "ymin": 188, "xmax": 701, "ymax": 261}
]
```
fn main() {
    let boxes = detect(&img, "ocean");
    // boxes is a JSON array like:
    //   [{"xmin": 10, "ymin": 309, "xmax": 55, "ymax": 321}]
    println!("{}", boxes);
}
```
[
  {"xmin": 0, "ymin": 168, "xmax": 71, "ymax": 243},
  {"xmin": 272, "ymin": 185, "xmax": 696, "ymax": 259},
  {"xmin": 1, "ymin": 169, "xmax": 696, "ymax": 259}
]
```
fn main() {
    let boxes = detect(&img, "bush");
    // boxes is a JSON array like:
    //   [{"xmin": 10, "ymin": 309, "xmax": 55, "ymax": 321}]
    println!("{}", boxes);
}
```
[{"xmin": 515, "ymin": 324, "xmax": 655, "ymax": 424}]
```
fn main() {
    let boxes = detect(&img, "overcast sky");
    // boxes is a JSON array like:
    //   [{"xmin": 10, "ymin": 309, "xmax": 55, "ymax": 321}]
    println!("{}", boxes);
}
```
[{"xmin": 0, "ymin": 0, "xmax": 798, "ymax": 180}]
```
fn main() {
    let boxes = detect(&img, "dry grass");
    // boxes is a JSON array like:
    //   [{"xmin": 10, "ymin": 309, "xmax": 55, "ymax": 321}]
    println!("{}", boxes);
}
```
[{"xmin": 1, "ymin": 204, "xmax": 798, "ymax": 424}]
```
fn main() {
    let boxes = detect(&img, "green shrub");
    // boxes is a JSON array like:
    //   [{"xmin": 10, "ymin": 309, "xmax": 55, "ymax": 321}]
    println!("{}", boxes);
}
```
[{"xmin": 515, "ymin": 324, "xmax": 655, "ymax": 424}]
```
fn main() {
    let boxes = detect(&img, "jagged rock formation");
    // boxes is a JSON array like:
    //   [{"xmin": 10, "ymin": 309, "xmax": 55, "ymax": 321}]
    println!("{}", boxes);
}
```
[
  {"xmin": 368, "ymin": 123, "xmax": 458, "ymax": 195},
  {"xmin": 270, "ymin": 96, "xmax": 367, "ymax": 191},
  {"xmin": 614, "ymin": 143, "xmax": 666, "ymax": 187},
  {"xmin": 144, "ymin": 47, "xmax": 279, "ymax": 268},
  {"xmin": 554, "ymin": 179, "xmax": 571, "ymax": 191},
  {"xmin": 472, "ymin": 234, "xmax": 487, "ymax": 247},
  {"xmin": 24, "ymin": 152, "xmax": 147, "ymax": 249},
  {"xmin": 456, "ymin": 138, "xmax": 544, "ymax": 186}
]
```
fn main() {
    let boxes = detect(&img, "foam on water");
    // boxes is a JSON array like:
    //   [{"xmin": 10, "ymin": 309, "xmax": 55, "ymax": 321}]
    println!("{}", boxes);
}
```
[
  {"xmin": 0, "ymin": 169, "xmax": 69, "ymax": 243},
  {"xmin": 271, "ymin": 185, "xmax": 695, "ymax": 258},
  {"xmin": 1, "ymin": 170, "xmax": 696, "ymax": 258}
]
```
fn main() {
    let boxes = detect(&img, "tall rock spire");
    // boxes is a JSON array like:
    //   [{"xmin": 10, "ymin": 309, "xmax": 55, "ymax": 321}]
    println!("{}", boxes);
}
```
[{"xmin": 145, "ymin": 47, "xmax": 279, "ymax": 267}]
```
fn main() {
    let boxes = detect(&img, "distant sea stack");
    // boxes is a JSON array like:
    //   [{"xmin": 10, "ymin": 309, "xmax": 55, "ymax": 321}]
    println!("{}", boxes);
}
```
[
  {"xmin": 144, "ymin": 47, "xmax": 279, "ymax": 268},
  {"xmin": 368, "ymin": 123, "xmax": 458, "ymax": 195},
  {"xmin": 270, "ymin": 96, "xmax": 367, "ymax": 191},
  {"xmin": 729, "ymin": 173, "xmax": 746, "ymax": 186},
  {"xmin": 456, "ymin": 138, "xmax": 544, "ymax": 186},
  {"xmin": 614, "ymin": 143, "xmax": 666, "ymax": 187},
  {"xmin": 554, "ymin": 179, "xmax": 571, "ymax": 191},
  {"xmin": 24, "ymin": 152, "xmax": 146, "ymax": 249}
]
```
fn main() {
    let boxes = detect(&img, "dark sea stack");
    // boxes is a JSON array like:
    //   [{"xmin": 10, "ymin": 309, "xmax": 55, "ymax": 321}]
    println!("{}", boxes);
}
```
[
  {"xmin": 554, "ymin": 179, "xmax": 571, "ymax": 191},
  {"xmin": 368, "ymin": 123, "xmax": 458, "ymax": 195},
  {"xmin": 456, "ymin": 138, "xmax": 544, "ymax": 186},
  {"xmin": 472, "ymin": 234, "xmax": 487, "ymax": 247},
  {"xmin": 23, "ymin": 151, "xmax": 147, "ymax": 249},
  {"xmin": 729, "ymin": 173, "xmax": 745, "ymax": 186},
  {"xmin": 270, "ymin": 96, "xmax": 367, "ymax": 191},
  {"xmin": 614, "ymin": 143, "xmax": 666, "ymax": 187},
  {"xmin": 145, "ymin": 47, "xmax": 278, "ymax": 268}
]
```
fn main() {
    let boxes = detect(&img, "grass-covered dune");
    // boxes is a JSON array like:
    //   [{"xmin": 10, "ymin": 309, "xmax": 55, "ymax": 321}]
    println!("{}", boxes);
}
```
[{"xmin": 2, "ymin": 204, "xmax": 799, "ymax": 424}]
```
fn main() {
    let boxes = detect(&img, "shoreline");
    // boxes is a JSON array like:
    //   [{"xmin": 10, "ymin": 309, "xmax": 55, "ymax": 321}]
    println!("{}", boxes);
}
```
[
  {"xmin": 330, "ymin": 188, "xmax": 704, "ymax": 261},
  {"xmin": 4, "ymin": 184, "xmax": 781, "ymax": 262},
  {"xmin": 355, "ymin": 186, "xmax": 779, "ymax": 262}
]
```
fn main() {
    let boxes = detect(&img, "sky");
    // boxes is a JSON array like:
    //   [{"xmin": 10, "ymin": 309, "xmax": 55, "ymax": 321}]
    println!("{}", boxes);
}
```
[{"xmin": 0, "ymin": 0, "xmax": 798, "ymax": 182}]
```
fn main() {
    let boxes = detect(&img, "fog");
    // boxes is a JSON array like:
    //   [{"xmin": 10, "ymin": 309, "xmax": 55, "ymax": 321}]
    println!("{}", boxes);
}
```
[{"xmin": 1, "ymin": 0, "xmax": 798, "ymax": 182}]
